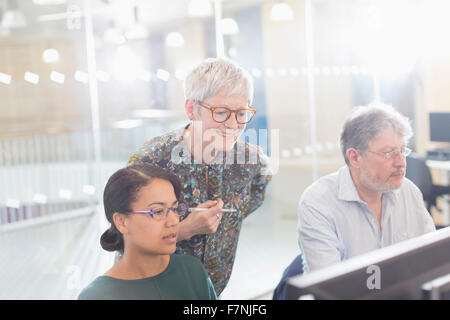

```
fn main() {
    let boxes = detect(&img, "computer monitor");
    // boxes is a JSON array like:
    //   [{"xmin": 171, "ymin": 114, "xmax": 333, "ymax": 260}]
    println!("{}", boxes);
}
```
[
  {"xmin": 422, "ymin": 273, "xmax": 450, "ymax": 300},
  {"xmin": 429, "ymin": 112, "xmax": 450, "ymax": 143},
  {"xmin": 286, "ymin": 227, "xmax": 450, "ymax": 299}
]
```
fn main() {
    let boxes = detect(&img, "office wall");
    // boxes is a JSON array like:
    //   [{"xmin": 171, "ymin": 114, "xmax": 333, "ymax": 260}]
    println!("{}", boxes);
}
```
[{"xmin": 0, "ymin": 40, "xmax": 90, "ymax": 131}]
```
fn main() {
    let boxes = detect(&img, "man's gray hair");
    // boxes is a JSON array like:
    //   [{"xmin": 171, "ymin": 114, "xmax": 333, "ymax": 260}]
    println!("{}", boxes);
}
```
[
  {"xmin": 183, "ymin": 57, "xmax": 254, "ymax": 105},
  {"xmin": 340, "ymin": 103, "xmax": 413, "ymax": 165}
]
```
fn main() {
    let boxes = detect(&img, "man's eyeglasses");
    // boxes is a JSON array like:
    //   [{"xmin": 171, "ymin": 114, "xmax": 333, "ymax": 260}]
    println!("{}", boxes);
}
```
[
  {"xmin": 123, "ymin": 203, "xmax": 188, "ymax": 221},
  {"xmin": 197, "ymin": 101, "xmax": 256, "ymax": 124},
  {"xmin": 367, "ymin": 147, "xmax": 412, "ymax": 160}
]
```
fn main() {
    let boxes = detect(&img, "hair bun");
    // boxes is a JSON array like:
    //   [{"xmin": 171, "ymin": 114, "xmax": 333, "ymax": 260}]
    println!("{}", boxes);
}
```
[{"xmin": 100, "ymin": 226, "xmax": 124, "ymax": 252}]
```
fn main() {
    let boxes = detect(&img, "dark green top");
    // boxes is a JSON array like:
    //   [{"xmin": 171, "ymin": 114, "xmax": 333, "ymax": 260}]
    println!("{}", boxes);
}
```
[{"xmin": 77, "ymin": 254, "xmax": 217, "ymax": 300}]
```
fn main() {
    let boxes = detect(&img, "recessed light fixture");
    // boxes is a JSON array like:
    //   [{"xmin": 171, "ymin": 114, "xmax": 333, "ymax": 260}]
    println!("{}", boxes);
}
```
[
  {"xmin": 187, "ymin": 0, "xmax": 213, "ymax": 17},
  {"xmin": 33, "ymin": 0, "xmax": 66, "ymax": 5},
  {"xmin": 42, "ymin": 48, "xmax": 60, "ymax": 63},
  {"xmin": 165, "ymin": 32, "xmax": 185, "ymax": 47},
  {"xmin": 156, "ymin": 69, "xmax": 170, "ymax": 82},
  {"xmin": 50, "ymin": 71, "xmax": 65, "ymax": 84},
  {"xmin": 74, "ymin": 71, "xmax": 89, "ymax": 83},
  {"xmin": 220, "ymin": 18, "xmax": 239, "ymax": 35},
  {"xmin": 0, "ymin": 72, "xmax": 12, "ymax": 85},
  {"xmin": 270, "ymin": 2, "xmax": 294, "ymax": 21},
  {"xmin": 24, "ymin": 72, "xmax": 39, "ymax": 84}
]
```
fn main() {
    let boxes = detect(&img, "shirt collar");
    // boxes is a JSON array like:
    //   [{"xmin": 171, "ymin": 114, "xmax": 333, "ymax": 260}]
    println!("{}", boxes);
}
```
[{"xmin": 338, "ymin": 166, "xmax": 364, "ymax": 203}]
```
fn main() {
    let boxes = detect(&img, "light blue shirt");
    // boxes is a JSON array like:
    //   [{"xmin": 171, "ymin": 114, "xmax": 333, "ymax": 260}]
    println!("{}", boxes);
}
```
[{"xmin": 297, "ymin": 166, "xmax": 436, "ymax": 272}]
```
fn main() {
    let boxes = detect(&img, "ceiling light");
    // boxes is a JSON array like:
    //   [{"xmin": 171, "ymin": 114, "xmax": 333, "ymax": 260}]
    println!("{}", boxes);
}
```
[
  {"xmin": 59, "ymin": 189, "xmax": 72, "ymax": 200},
  {"xmin": 82, "ymin": 185, "xmax": 96, "ymax": 195},
  {"xmin": 270, "ymin": 2, "xmax": 294, "ymax": 21},
  {"xmin": 6, "ymin": 198, "xmax": 20, "ymax": 209},
  {"xmin": 174, "ymin": 69, "xmax": 187, "ymax": 81},
  {"xmin": 24, "ymin": 72, "xmax": 39, "ymax": 84},
  {"xmin": 0, "ymin": 72, "xmax": 12, "ymax": 85},
  {"xmin": 33, "ymin": 193, "xmax": 48, "ymax": 204},
  {"xmin": 74, "ymin": 70, "xmax": 89, "ymax": 83},
  {"xmin": 187, "ymin": 0, "xmax": 213, "ymax": 17},
  {"xmin": 156, "ymin": 69, "xmax": 170, "ymax": 81},
  {"xmin": 33, "ymin": 0, "xmax": 66, "ymax": 5},
  {"xmin": 138, "ymin": 70, "xmax": 151, "ymax": 82},
  {"xmin": 112, "ymin": 45, "xmax": 142, "ymax": 82},
  {"xmin": 50, "ymin": 71, "xmax": 65, "ymax": 84},
  {"xmin": 1, "ymin": 7, "xmax": 27, "ymax": 29},
  {"xmin": 165, "ymin": 32, "xmax": 185, "ymax": 47},
  {"xmin": 103, "ymin": 26, "xmax": 126, "ymax": 45},
  {"xmin": 96, "ymin": 70, "xmax": 110, "ymax": 82},
  {"xmin": 125, "ymin": 24, "xmax": 148, "ymax": 40},
  {"xmin": 125, "ymin": 6, "xmax": 148, "ymax": 40},
  {"xmin": 42, "ymin": 48, "xmax": 60, "ymax": 63},
  {"xmin": 113, "ymin": 119, "xmax": 143, "ymax": 129},
  {"xmin": 220, "ymin": 18, "xmax": 239, "ymax": 35},
  {"xmin": 228, "ymin": 47, "xmax": 237, "ymax": 57},
  {"xmin": 251, "ymin": 68, "xmax": 262, "ymax": 78},
  {"xmin": 132, "ymin": 109, "xmax": 176, "ymax": 118}
]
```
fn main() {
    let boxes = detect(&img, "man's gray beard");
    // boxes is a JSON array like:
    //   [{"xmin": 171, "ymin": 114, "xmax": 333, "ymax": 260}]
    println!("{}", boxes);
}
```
[{"xmin": 360, "ymin": 169, "xmax": 402, "ymax": 193}]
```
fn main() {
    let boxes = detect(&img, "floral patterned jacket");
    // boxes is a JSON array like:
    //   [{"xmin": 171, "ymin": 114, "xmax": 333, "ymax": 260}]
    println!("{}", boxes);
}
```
[{"xmin": 128, "ymin": 124, "xmax": 272, "ymax": 295}]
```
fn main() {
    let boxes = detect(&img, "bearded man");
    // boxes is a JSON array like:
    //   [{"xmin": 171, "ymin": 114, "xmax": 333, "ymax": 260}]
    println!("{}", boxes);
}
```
[{"xmin": 297, "ymin": 103, "xmax": 436, "ymax": 272}]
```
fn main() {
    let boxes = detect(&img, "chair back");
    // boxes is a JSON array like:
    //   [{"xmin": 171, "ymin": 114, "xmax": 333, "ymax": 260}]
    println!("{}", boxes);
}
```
[{"xmin": 272, "ymin": 254, "xmax": 304, "ymax": 300}]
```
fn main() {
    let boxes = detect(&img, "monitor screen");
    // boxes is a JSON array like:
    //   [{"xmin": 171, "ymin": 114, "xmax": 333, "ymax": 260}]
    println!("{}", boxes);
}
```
[
  {"xmin": 286, "ymin": 227, "xmax": 450, "ymax": 300},
  {"xmin": 430, "ymin": 112, "xmax": 450, "ymax": 143},
  {"xmin": 422, "ymin": 273, "xmax": 450, "ymax": 300}
]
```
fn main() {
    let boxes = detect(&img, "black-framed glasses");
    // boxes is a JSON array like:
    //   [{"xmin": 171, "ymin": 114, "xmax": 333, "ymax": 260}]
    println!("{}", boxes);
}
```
[
  {"xmin": 367, "ymin": 147, "xmax": 412, "ymax": 160},
  {"xmin": 197, "ymin": 101, "xmax": 256, "ymax": 124},
  {"xmin": 123, "ymin": 203, "xmax": 188, "ymax": 221}
]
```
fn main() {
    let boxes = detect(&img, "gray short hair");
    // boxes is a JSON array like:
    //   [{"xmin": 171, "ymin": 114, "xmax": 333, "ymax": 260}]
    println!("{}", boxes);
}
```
[
  {"xmin": 183, "ymin": 57, "xmax": 254, "ymax": 105},
  {"xmin": 340, "ymin": 103, "xmax": 413, "ymax": 165}
]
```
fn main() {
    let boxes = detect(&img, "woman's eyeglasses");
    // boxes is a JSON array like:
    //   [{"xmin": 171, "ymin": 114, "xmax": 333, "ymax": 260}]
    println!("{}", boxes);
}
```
[
  {"xmin": 123, "ymin": 203, "xmax": 188, "ymax": 221},
  {"xmin": 197, "ymin": 101, "xmax": 256, "ymax": 124}
]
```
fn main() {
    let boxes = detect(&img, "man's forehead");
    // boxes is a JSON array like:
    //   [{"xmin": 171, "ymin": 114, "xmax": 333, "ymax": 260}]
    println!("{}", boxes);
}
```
[{"xmin": 369, "ymin": 130, "xmax": 406, "ymax": 148}]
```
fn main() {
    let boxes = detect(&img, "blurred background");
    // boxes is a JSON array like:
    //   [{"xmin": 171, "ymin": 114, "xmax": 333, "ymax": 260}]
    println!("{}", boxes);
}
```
[{"xmin": 1, "ymin": 0, "xmax": 449, "ymax": 299}]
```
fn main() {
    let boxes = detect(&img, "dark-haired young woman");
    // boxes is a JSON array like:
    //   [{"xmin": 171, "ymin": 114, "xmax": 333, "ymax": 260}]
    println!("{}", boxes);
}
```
[{"xmin": 78, "ymin": 164, "xmax": 217, "ymax": 300}]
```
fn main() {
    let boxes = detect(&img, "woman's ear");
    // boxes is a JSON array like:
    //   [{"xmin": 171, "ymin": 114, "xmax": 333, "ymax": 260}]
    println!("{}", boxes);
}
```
[
  {"xmin": 113, "ymin": 212, "xmax": 129, "ymax": 235},
  {"xmin": 185, "ymin": 99, "xmax": 195, "ymax": 121}
]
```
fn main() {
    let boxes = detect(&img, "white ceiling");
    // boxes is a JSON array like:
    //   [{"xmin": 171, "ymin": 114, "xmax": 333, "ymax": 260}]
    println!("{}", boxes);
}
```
[{"xmin": 0, "ymin": 0, "xmax": 272, "ymax": 42}]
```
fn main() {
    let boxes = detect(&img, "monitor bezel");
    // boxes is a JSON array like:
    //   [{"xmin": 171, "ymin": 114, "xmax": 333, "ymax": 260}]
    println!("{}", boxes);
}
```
[
  {"xmin": 429, "ymin": 112, "xmax": 450, "ymax": 143},
  {"xmin": 287, "ymin": 227, "xmax": 450, "ymax": 299}
]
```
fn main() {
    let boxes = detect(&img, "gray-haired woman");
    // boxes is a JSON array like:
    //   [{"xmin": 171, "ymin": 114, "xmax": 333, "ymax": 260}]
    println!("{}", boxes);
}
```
[{"xmin": 127, "ymin": 58, "xmax": 272, "ymax": 295}]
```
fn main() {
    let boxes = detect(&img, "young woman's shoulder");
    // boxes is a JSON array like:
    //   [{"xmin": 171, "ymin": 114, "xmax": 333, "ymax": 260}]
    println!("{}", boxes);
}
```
[
  {"xmin": 170, "ymin": 254, "xmax": 208, "ymax": 276},
  {"xmin": 170, "ymin": 254, "xmax": 218, "ymax": 300},
  {"xmin": 171, "ymin": 253, "xmax": 204, "ymax": 268},
  {"xmin": 77, "ymin": 276, "xmax": 117, "ymax": 300}
]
